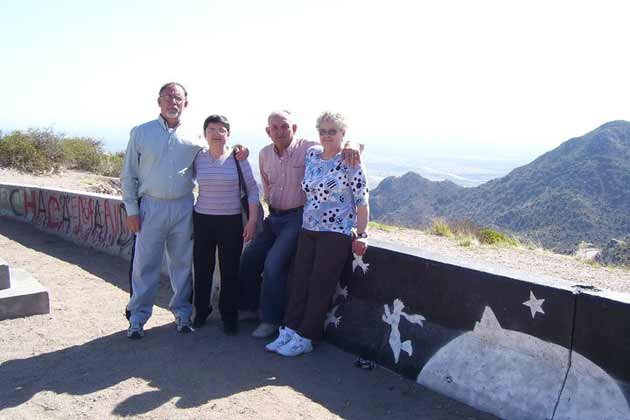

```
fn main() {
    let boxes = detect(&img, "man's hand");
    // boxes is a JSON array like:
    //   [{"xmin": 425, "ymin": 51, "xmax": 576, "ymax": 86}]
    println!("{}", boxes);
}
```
[
  {"xmin": 126, "ymin": 215, "xmax": 141, "ymax": 233},
  {"xmin": 233, "ymin": 144, "xmax": 250, "ymax": 161},
  {"xmin": 341, "ymin": 141, "xmax": 362, "ymax": 166}
]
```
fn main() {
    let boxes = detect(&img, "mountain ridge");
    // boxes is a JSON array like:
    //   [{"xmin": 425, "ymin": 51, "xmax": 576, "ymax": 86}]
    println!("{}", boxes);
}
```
[{"xmin": 370, "ymin": 120, "xmax": 630, "ymax": 251}]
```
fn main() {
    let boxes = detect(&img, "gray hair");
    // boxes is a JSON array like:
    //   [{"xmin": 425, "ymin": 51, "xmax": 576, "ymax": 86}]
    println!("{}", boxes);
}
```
[
  {"xmin": 159, "ymin": 82, "xmax": 188, "ymax": 97},
  {"xmin": 316, "ymin": 111, "xmax": 347, "ymax": 131},
  {"xmin": 267, "ymin": 110, "xmax": 293, "ymax": 125}
]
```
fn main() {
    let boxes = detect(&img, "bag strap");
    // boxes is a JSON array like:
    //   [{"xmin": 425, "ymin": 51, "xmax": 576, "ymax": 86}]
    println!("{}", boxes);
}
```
[{"xmin": 233, "ymin": 150, "xmax": 248, "ymax": 197}]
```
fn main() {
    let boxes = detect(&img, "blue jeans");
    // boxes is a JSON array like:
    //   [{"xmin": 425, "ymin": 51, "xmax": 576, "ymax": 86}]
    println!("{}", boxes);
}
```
[{"xmin": 238, "ymin": 210, "xmax": 302, "ymax": 324}]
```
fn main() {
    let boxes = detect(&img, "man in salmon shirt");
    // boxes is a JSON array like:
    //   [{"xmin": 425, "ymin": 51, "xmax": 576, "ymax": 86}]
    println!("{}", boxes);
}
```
[{"xmin": 238, "ymin": 110, "xmax": 361, "ymax": 339}]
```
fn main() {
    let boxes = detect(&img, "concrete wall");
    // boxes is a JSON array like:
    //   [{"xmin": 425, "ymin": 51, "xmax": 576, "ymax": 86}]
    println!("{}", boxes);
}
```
[
  {"xmin": 2, "ymin": 184, "xmax": 629, "ymax": 419},
  {"xmin": 328, "ymin": 244, "xmax": 630, "ymax": 420},
  {"xmin": 0, "ymin": 183, "xmax": 134, "ymax": 259}
]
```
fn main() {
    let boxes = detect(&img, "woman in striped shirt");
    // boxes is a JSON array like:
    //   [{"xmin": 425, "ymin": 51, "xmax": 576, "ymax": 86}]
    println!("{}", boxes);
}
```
[{"xmin": 192, "ymin": 114, "xmax": 259, "ymax": 335}]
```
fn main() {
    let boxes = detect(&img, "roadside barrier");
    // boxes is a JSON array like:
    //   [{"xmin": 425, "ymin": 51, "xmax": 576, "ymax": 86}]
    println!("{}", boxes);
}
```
[
  {"xmin": 327, "ymin": 243, "xmax": 630, "ymax": 419},
  {"xmin": 2, "ymin": 183, "xmax": 629, "ymax": 419}
]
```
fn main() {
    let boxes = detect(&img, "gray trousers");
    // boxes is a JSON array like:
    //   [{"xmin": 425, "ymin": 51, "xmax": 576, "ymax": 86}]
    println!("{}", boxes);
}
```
[{"xmin": 126, "ymin": 194, "xmax": 194, "ymax": 325}]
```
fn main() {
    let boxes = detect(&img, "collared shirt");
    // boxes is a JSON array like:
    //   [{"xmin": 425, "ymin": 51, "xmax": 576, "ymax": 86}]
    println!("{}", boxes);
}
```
[
  {"xmin": 258, "ymin": 138, "xmax": 318, "ymax": 210},
  {"xmin": 194, "ymin": 148, "xmax": 259, "ymax": 215},
  {"xmin": 121, "ymin": 115, "xmax": 205, "ymax": 215}
]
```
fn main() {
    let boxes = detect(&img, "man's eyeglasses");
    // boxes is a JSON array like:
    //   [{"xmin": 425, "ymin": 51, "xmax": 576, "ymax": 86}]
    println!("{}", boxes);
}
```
[
  {"xmin": 318, "ymin": 128, "xmax": 341, "ymax": 136},
  {"xmin": 159, "ymin": 94, "xmax": 186, "ymax": 103},
  {"xmin": 205, "ymin": 127, "xmax": 228, "ymax": 135}
]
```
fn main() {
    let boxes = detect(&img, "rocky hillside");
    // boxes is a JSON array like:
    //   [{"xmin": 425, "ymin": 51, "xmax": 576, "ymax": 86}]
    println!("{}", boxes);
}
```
[{"xmin": 370, "ymin": 121, "xmax": 630, "ymax": 251}]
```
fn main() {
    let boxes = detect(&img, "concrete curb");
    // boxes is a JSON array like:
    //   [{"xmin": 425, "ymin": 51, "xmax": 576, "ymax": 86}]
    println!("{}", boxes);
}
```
[
  {"xmin": 0, "ymin": 268, "xmax": 50, "ymax": 320},
  {"xmin": 0, "ymin": 256, "xmax": 9, "ymax": 290}
]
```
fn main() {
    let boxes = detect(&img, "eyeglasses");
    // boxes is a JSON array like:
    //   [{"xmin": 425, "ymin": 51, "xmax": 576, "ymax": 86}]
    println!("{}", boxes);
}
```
[
  {"xmin": 159, "ymin": 94, "xmax": 186, "ymax": 103},
  {"xmin": 205, "ymin": 127, "xmax": 228, "ymax": 135},
  {"xmin": 318, "ymin": 128, "xmax": 341, "ymax": 136}
]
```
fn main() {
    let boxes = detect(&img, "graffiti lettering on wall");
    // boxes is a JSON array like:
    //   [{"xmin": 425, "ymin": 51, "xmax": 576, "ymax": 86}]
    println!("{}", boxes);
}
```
[{"xmin": 0, "ymin": 185, "xmax": 133, "ymax": 256}]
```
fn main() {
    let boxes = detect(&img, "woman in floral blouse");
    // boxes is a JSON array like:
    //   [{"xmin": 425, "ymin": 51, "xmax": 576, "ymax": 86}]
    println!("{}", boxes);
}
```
[{"xmin": 266, "ymin": 111, "xmax": 369, "ymax": 356}]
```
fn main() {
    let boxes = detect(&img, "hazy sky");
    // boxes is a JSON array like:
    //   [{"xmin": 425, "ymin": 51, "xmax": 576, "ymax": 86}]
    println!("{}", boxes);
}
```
[{"xmin": 2, "ymin": 0, "xmax": 630, "ymax": 158}]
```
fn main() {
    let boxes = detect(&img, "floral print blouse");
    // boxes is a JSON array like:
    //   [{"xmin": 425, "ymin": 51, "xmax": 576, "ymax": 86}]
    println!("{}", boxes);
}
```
[{"xmin": 301, "ymin": 145, "xmax": 369, "ymax": 236}]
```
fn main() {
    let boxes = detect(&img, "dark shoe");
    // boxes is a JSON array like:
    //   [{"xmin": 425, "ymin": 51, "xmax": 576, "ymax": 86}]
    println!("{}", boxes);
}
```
[
  {"xmin": 178, "ymin": 324, "xmax": 194, "ymax": 334},
  {"xmin": 252, "ymin": 322, "xmax": 278, "ymax": 338},
  {"xmin": 176, "ymin": 316, "xmax": 194, "ymax": 334},
  {"xmin": 223, "ymin": 320, "xmax": 238, "ymax": 336},
  {"xmin": 238, "ymin": 310, "xmax": 258, "ymax": 322},
  {"xmin": 127, "ymin": 322, "xmax": 144, "ymax": 339},
  {"xmin": 192, "ymin": 318, "xmax": 206, "ymax": 329}
]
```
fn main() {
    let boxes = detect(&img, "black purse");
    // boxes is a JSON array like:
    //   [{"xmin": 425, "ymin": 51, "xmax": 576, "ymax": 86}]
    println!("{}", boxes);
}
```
[{"xmin": 233, "ymin": 151, "xmax": 264, "ymax": 234}]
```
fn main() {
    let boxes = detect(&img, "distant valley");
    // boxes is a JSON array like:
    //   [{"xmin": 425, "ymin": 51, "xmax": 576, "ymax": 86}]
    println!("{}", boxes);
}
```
[
  {"xmin": 363, "ymin": 151, "xmax": 530, "ymax": 188},
  {"xmin": 247, "ymin": 140, "xmax": 535, "ymax": 189},
  {"xmin": 370, "ymin": 121, "xmax": 630, "ymax": 252}
]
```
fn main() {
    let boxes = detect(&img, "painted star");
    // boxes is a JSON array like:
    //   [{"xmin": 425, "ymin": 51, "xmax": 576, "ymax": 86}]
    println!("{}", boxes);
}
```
[{"xmin": 522, "ymin": 291, "xmax": 545, "ymax": 319}]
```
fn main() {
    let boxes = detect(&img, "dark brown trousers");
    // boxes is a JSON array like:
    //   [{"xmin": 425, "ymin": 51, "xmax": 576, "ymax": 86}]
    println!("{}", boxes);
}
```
[{"xmin": 284, "ymin": 228, "xmax": 352, "ymax": 340}]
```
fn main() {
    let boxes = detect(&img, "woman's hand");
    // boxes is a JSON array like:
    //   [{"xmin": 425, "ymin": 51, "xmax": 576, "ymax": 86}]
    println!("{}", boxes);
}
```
[
  {"xmin": 243, "ymin": 220, "xmax": 257, "ymax": 243},
  {"xmin": 352, "ymin": 237, "xmax": 368, "ymax": 256}
]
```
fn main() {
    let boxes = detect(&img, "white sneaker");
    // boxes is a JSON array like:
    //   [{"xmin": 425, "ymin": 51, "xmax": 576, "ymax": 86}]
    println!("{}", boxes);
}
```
[
  {"xmin": 265, "ymin": 327, "xmax": 295, "ymax": 352},
  {"xmin": 276, "ymin": 333, "xmax": 313, "ymax": 357},
  {"xmin": 252, "ymin": 322, "xmax": 278, "ymax": 338},
  {"xmin": 238, "ymin": 310, "xmax": 258, "ymax": 322}
]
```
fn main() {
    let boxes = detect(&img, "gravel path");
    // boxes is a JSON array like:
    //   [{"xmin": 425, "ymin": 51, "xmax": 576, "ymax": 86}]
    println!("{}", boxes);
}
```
[{"xmin": 370, "ymin": 226, "xmax": 630, "ymax": 295}]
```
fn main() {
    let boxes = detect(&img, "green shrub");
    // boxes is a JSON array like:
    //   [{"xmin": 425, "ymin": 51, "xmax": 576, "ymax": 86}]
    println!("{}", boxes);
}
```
[
  {"xmin": 477, "ymin": 228, "xmax": 518, "ymax": 246},
  {"xmin": 61, "ymin": 137, "xmax": 104, "ymax": 172},
  {"xmin": 449, "ymin": 219, "xmax": 480, "ymax": 237},
  {"xmin": 29, "ymin": 128, "xmax": 65, "ymax": 165},
  {"xmin": 98, "ymin": 152, "xmax": 124, "ymax": 177},
  {"xmin": 585, "ymin": 259, "xmax": 602, "ymax": 268},
  {"xmin": 0, "ymin": 132, "xmax": 39, "ymax": 170},
  {"xmin": 457, "ymin": 234, "xmax": 479, "ymax": 247},
  {"xmin": 430, "ymin": 218, "xmax": 453, "ymax": 237},
  {"xmin": 0, "ymin": 128, "xmax": 63, "ymax": 173},
  {"xmin": 0, "ymin": 128, "xmax": 124, "ymax": 176}
]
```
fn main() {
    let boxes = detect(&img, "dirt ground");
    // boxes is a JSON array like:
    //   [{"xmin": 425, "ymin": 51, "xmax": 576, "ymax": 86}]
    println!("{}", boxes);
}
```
[{"xmin": 0, "ymin": 219, "xmax": 497, "ymax": 420}]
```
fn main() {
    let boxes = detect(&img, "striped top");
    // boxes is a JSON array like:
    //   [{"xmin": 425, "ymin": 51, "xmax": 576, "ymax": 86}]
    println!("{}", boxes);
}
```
[{"xmin": 193, "ymin": 148, "xmax": 259, "ymax": 215}]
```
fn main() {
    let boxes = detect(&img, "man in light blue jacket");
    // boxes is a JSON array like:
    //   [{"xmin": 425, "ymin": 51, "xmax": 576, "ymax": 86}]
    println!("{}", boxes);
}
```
[{"xmin": 122, "ymin": 82, "xmax": 211, "ymax": 339}]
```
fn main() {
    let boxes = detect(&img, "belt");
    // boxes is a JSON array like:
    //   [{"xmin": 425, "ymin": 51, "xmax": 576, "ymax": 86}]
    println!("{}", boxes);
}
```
[{"xmin": 269, "ymin": 206, "xmax": 303, "ymax": 216}]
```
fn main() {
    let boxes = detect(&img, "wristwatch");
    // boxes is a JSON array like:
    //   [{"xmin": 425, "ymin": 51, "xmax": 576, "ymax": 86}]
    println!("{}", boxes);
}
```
[{"xmin": 356, "ymin": 232, "xmax": 368, "ymax": 239}]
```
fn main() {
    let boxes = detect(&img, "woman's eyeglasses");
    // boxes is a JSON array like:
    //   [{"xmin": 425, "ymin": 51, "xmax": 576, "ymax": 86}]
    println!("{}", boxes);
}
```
[
  {"xmin": 205, "ymin": 127, "xmax": 228, "ymax": 135},
  {"xmin": 318, "ymin": 129, "xmax": 340, "ymax": 136}
]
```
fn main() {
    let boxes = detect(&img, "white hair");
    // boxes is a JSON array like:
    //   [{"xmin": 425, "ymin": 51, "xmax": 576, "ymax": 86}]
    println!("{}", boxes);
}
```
[
  {"xmin": 267, "ymin": 110, "xmax": 293, "ymax": 125},
  {"xmin": 316, "ymin": 111, "xmax": 347, "ymax": 131}
]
